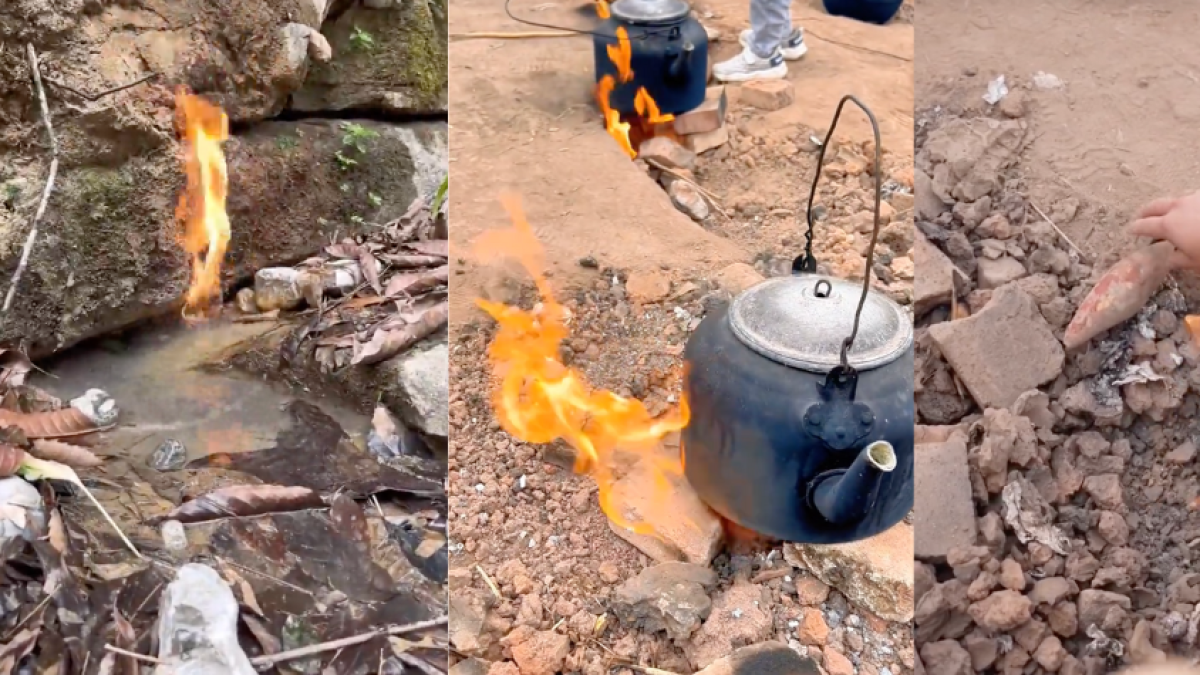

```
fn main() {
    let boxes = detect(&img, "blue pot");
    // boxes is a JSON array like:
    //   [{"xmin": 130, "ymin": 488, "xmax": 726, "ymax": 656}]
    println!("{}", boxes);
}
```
[{"xmin": 822, "ymin": 0, "xmax": 903, "ymax": 25}]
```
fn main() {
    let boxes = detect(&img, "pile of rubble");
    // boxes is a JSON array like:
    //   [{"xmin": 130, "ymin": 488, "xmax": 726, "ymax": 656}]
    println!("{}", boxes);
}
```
[{"xmin": 913, "ymin": 102, "xmax": 1200, "ymax": 672}]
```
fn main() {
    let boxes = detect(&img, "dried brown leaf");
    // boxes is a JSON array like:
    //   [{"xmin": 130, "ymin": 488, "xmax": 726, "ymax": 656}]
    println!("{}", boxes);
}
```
[
  {"xmin": 243, "ymin": 614, "xmax": 282, "ymax": 655},
  {"xmin": 163, "ymin": 484, "xmax": 327, "ymax": 524},
  {"xmin": 0, "ymin": 443, "xmax": 24, "ymax": 477},
  {"xmin": 220, "ymin": 565, "xmax": 264, "ymax": 617},
  {"xmin": 0, "ymin": 408, "xmax": 106, "ymax": 439},
  {"xmin": 47, "ymin": 507, "xmax": 67, "ymax": 554},
  {"xmin": 385, "ymin": 266, "xmax": 448, "ymax": 298},
  {"xmin": 402, "ymin": 240, "xmax": 448, "ymax": 258},
  {"xmin": 350, "ymin": 301, "xmax": 449, "ymax": 366},
  {"xmin": 29, "ymin": 440, "xmax": 103, "ymax": 468},
  {"xmin": 326, "ymin": 240, "xmax": 364, "ymax": 259},
  {"xmin": 359, "ymin": 249, "xmax": 383, "ymax": 295},
  {"xmin": 112, "ymin": 605, "xmax": 140, "ymax": 675},
  {"xmin": 0, "ymin": 348, "xmax": 33, "ymax": 387}
]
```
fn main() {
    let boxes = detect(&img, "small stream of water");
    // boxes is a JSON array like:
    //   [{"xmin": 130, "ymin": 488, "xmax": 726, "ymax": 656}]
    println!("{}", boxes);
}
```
[{"xmin": 33, "ymin": 318, "xmax": 370, "ymax": 463}]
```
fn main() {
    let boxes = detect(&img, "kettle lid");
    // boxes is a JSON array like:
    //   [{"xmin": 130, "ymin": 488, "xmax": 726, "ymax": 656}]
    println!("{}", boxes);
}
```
[
  {"xmin": 728, "ymin": 275, "xmax": 913, "ymax": 373},
  {"xmin": 610, "ymin": 0, "xmax": 691, "ymax": 23}
]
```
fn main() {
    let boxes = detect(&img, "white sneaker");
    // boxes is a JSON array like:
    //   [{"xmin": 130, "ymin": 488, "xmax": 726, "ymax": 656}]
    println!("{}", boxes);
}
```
[
  {"xmin": 712, "ymin": 46, "xmax": 787, "ymax": 83},
  {"xmin": 739, "ymin": 27, "xmax": 808, "ymax": 61}
]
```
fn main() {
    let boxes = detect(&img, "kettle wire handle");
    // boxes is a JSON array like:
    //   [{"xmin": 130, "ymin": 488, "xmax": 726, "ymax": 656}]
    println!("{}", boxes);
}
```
[{"xmin": 792, "ymin": 94, "xmax": 884, "ymax": 369}]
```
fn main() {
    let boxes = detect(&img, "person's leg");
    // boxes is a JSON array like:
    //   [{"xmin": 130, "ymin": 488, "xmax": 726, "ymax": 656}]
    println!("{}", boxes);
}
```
[
  {"xmin": 712, "ymin": 0, "xmax": 788, "ymax": 83},
  {"xmin": 748, "ymin": 0, "xmax": 790, "ymax": 59}
]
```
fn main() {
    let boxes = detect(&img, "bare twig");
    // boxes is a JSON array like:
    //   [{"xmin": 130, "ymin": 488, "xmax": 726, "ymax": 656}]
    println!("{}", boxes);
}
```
[
  {"xmin": 450, "ymin": 30, "xmax": 578, "ymax": 39},
  {"xmin": 217, "ymin": 557, "xmax": 315, "ymax": 597},
  {"xmin": 102, "ymin": 645, "xmax": 165, "ymax": 665},
  {"xmin": 1027, "ymin": 200, "xmax": 1088, "ymax": 260},
  {"xmin": 248, "ymin": 616, "xmax": 448, "ymax": 667},
  {"xmin": 476, "ymin": 564, "xmax": 502, "ymax": 600},
  {"xmin": 4, "ymin": 44, "xmax": 59, "ymax": 316},
  {"xmin": 641, "ymin": 158, "xmax": 729, "ymax": 218},
  {"xmin": 42, "ymin": 73, "xmax": 159, "ymax": 102}
]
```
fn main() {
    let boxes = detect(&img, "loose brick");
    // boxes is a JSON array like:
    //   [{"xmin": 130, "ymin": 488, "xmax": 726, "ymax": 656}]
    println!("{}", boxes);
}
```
[
  {"xmin": 674, "ymin": 86, "xmax": 727, "ymax": 135},
  {"xmin": 739, "ymin": 80, "xmax": 794, "ymax": 111}
]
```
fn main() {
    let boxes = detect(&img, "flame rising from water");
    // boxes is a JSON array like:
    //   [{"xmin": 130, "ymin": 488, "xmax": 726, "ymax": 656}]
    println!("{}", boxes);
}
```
[
  {"xmin": 175, "ymin": 89, "xmax": 231, "ymax": 320},
  {"xmin": 475, "ymin": 196, "xmax": 690, "ymax": 533}
]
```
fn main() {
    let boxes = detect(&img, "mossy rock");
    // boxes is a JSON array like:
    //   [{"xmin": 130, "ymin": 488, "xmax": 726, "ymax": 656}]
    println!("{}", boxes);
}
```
[{"xmin": 293, "ymin": 0, "xmax": 448, "ymax": 114}]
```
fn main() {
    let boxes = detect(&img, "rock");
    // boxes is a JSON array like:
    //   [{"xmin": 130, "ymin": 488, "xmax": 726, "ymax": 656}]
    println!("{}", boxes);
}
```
[
  {"xmin": 449, "ymin": 659, "xmax": 491, "ymax": 675},
  {"xmin": 795, "ymin": 577, "xmax": 830, "ymax": 605},
  {"xmin": 487, "ymin": 664, "xmax": 519, "ymax": 675},
  {"xmin": 611, "ymin": 562, "xmax": 716, "ymax": 641},
  {"xmin": 685, "ymin": 583, "xmax": 775, "ymax": 670},
  {"xmin": 1167, "ymin": 440, "xmax": 1197, "ymax": 465},
  {"xmin": 626, "ymin": 270, "xmax": 673, "ymax": 304},
  {"xmin": 381, "ymin": 342, "xmax": 448, "ymax": 438},
  {"xmin": 692, "ymin": 642, "xmax": 819, "ymax": 675},
  {"xmin": 920, "ymin": 641, "xmax": 972, "ymax": 675},
  {"xmin": 797, "ymin": 607, "xmax": 829, "ymax": 645},
  {"xmin": 668, "ymin": 181, "xmax": 710, "ymax": 221},
  {"xmin": 915, "ymin": 434, "xmax": 977, "ymax": 561},
  {"xmin": 715, "ymin": 263, "xmax": 765, "ymax": 295},
  {"xmin": 674, "ymin": 86, "xmax": 728, "ymax": 136},
  {"xmin": 293, "ymin": 2, "xmax": 447, "ymax": 114},
  {"xmin": 783, "ymin": 522, "xmax": 915, "ymax": 622},
  {"xmin": 1083, "ymin": 474, "xmax": 1123, "ymax": 510},
  {"xmin": 914, "ymin": 229, "xmax": 957, "ymax": 316},
  {"xmin": 638, "ymin": 137, "xmax": 697, "ymax": 170},
  {"xmin": 235, "ymin": 288, "xmax": 257, "ymax": 314},
  {"xmin": 999, "ymin": 559, "xmax": 1025, "ymax": 590},
  {"xmin": 823, "ymin": 648, "xmax": 855, "ymax": 675},
  {"xmin": 510, "ymin": 630, "xmax": 570, "ymax": 675},
  {"xmin": 606, "ymin": 447, "xmax": 724, "ymax": 566},
  {"xmin": 149, "ymin": 439, "xmax": 188, "ymax": 471},
  {"xmin": 977, "ymin": 256, "xmax": 1028, "ymax": 289},
  {"xmin": 928, "ymin": 285, "xmax": 1065, "ymax": 409},
  {"xmin": 968, "ymin": 590, "xmax": 1033, "ymax": 631},
  {"xmin": 450, "ymin": 594, "xmax": 491, "ymax": 654},
  {"xmin": 915, "ymin": 168, "xmax": 948, "ymax": 221},
  {"xmin": 921, "ymin": 117, "xmax": 1028, "ymax": 202},
  {"xmin": 161, "ymin": 520, "xmax": 188, "ymax": 552},
  {"xmin": 0, "ymin": 477, "xmax": 45, "ymax": 563},
  {"xmin": 255, "ymin": 267, "xmax": 306, "ymax": 312},
  {"xmin": 1077, "ymin": 589, "xmax": 1131, "ymax": 630},
  {"xmin": 688, "ymin": 126, "xmax": 731, "ymax": 154},
  {"xmin": 6, "ymin": 120, "xmax": 447, "ymax": 359},
  {"xmin": 155, "ymin": 564, "xmax": 255, "ymax": 675},
  {"xmin": 999, "ymin": 89, "xmax": 1027, "ymax": 118},
  {"xmin": 1029, "ymin": 577, "xmax": 1072, "ymax": 606},
  {"xmin": 1034, "ymin": 636, "xmax": 1067, "ymax": 671},
  {"xmin": 739, "ymin": 80, "xmax": 795, "ymax": 111}
]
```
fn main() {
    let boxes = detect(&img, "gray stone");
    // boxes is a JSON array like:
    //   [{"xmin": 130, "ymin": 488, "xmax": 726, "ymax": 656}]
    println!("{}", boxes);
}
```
[
  {"xmin": 929, "ymin": 285, "xmax": 1064, "ymax": 410},
  {"xmin": 977, "ymin": 256, "xmax": 1027, "ymax": 289},
  {"xmin": 384, "ymin": 341, "xmax": 448, "ymax": 437},
  {"xmin": 154, "ymin": 564, "xmax": 255, "ymax": 675},
  {"xmin": 149, "ymin": 439, "xmax": 188, "ymax": 472},
  {"xmin": 449, "ymin": 659, "xmax": 491, "ymax": 675},
  {"xmin": 916, "ymin": 434, "xmax": 977, "ymax": 561},
  {"xmin": 915, "ymin": 168, "xmax": 948, "ymax": 221},
  {"xmin": 914, "ymin": 229, "xmax": 956, "ymax": 316},
  {"xmin": 612, "ymin": 562, "xmax": 717, "ymax": 641}
]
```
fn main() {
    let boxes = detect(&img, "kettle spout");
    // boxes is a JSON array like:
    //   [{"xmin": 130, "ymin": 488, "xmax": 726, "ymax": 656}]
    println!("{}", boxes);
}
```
[{"xmin": 810, "ymin": 440, "xmax": 897, "ymax": 525}]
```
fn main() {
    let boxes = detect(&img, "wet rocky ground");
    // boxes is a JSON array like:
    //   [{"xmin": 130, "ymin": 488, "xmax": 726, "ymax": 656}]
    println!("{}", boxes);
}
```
[{"xmin": 912, "ymin": 80, "xmax": 1200, "ymax": 672}]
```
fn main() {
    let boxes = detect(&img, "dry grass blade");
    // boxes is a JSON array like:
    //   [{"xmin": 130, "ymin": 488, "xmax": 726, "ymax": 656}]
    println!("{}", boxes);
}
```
[
  {"xmin": 351, "ymin": 301, "xmax": 448, "ymax": 366},
  {"xmin": 359, "ymin": 249, "xmax": 383, "ymax": 295},
  {"xmin": 0, "ymin": 407, "xmax": 107, "ymax": 439},
  {"xmin": 402, "ymin": 240, "xmax": 448, "ymax": 257},
  {"xmin": 0, "ymin": 443, "xmax": 24, "ymax": 477},
  {"xmin": 385, "ymin": 266, "xmax": 449, "ymax": 297},
  {"xmin": 30, "ymin": 439, "xmax": 102, "ymax": 468}
]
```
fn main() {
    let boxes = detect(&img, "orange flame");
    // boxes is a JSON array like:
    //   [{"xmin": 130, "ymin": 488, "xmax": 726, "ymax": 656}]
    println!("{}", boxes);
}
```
[
  {"xmin": 475, "ymin": 196, "xmax": 690, "ymax": 534},
  {"xmin": 596, "ymin": 0, "xmax": 610, "ymax": 18},
  {"xmin": 175, "ymin": 89, "xmax": 231, "ymax": 320},
  {"xmin": 594, "ymin": 26, "xmax": 674, "ymax": 158}
]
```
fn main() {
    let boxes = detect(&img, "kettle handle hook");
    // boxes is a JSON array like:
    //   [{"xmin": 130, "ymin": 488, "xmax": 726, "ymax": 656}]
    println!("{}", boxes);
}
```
[{"xmin": 792, "ymin": 94, "xmax": 885, "ymax": 367}]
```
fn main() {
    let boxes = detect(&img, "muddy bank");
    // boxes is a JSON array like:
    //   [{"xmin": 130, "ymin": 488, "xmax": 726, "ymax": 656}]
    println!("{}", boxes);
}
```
[{"xmin": 0, "ymin": 0, "xmax": 447, "ymax": 357}]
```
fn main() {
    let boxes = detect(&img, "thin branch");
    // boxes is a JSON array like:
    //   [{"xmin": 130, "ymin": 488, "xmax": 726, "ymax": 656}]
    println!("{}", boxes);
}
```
[
  {"xmin": 247, "ymin": 616, "xmax": 448, "ymax": 667},
  {"xmin": 102, "ymin": 645, "xmax": 165, "ymax": 665},
  {"xmin": 450, "ymin": 30, "xmax": 578, "ymax": 39},
  {"xmin": 1027, "ymin": 199, "xmax": 1088, "ymax": 261},
  {"xmin": 4, "ymin": 44, "xmax": 59, "ymax": 316},
  {"xmin": 42, "ymin": 73, "xmax": 160, "ymax": 102}
]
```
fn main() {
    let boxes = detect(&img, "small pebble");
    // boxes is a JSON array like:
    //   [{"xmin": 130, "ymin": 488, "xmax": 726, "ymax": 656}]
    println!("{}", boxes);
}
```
[
  {"xmin": 148, "ymin": 438, "xmax": 187, "ymax": 471},
  {"xmin": 160, "ymin": 519, "xmax": 187, "ymax": 551}
]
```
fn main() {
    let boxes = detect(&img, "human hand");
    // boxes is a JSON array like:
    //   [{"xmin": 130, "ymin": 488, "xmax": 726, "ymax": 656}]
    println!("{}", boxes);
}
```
[{"xmin": 1128, "ymin": 191, "xmax": 1200, "ymax": 271}]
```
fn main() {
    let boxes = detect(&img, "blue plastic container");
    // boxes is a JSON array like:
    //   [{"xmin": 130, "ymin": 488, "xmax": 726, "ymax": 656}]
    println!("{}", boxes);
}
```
[{"xmin": 822, "ymin": 0, "xmax": 903, "ymax": 25}]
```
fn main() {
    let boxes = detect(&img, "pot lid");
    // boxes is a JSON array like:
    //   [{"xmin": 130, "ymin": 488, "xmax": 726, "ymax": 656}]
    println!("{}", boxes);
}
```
[
  {"xmin": 728, "ymin": 275, "xmax": 913, "ymax": 373},
  {"xmin": 610, "ymin": 0, "xmax": 691, "ymax": 23}
]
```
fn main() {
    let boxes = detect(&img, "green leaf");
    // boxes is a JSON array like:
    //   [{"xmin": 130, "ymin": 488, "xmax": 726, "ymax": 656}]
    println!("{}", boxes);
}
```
[{"xmin": 431, "ymin": 174, "xmax": 448, "ymax": 215}]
